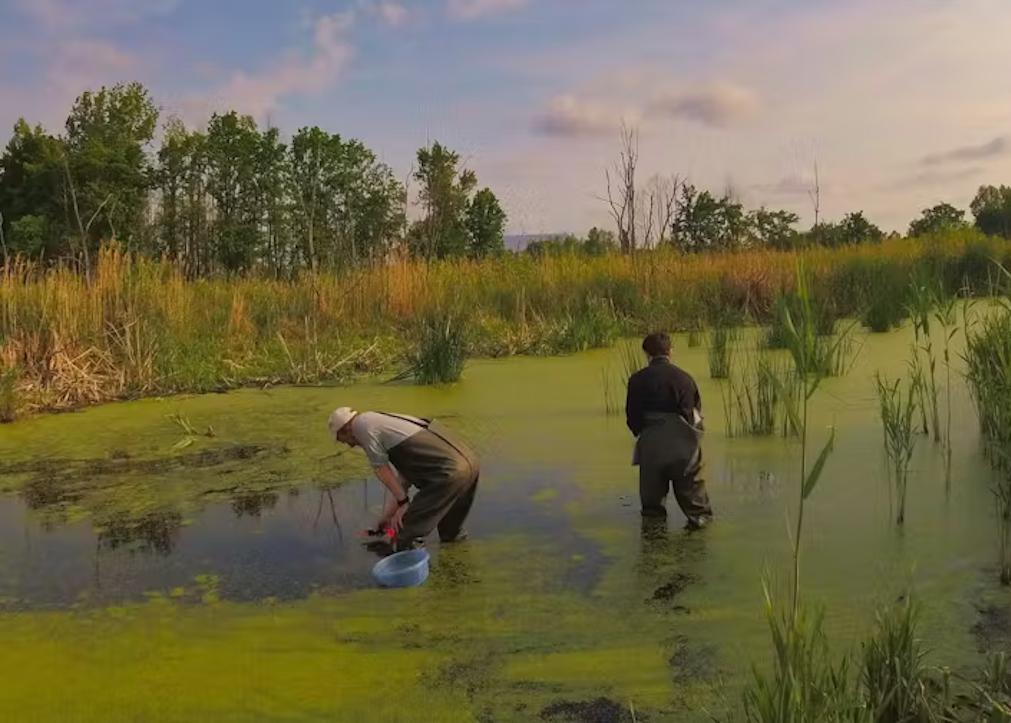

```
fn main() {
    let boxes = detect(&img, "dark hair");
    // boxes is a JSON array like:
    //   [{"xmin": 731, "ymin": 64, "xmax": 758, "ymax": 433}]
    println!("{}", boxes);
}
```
[{"xmin": 642, "ymin": 332, "xmax": 672, "ymax": 358}]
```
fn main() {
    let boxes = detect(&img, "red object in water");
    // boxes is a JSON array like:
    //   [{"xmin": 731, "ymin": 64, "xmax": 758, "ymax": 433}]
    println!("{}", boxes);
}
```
[{"xmin": 359, "ymin": 527, "xmax": 397, "ymax": 540}]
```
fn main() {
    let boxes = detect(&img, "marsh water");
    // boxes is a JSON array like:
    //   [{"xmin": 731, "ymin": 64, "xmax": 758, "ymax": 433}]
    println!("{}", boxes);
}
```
[{"xmin": 1, "ymin": 324, "xmax": 1009, "ymax": 721}]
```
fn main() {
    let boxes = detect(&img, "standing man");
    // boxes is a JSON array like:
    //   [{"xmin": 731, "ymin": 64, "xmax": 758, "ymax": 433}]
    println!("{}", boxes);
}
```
[
  {"xmin": 625, "ymin": 332, "xmax": 713, "ymax": 529},
  {"xmin": 328, "ymin": 408, "xmax": 479, "ymax": 551}
]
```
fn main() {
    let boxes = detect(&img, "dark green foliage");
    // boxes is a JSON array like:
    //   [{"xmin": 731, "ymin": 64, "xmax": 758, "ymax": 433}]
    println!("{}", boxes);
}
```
[
  {"xmin": 971, "ymin": 185, "xmax": 1011, "ymax": 239},
  {"xmin": 410, "ymin": 142, "xmax": 477, "ymax": 259},
  {"xmin": 0, "ymin": 120, "xmax": 65, "ymax": 257},
  {"xmin": 671, "ymin": 184, "xmax": 750, "ymax": 252},
  {"xmin": 285, "ymin": 125, "xmax": 404, "ymax": 271},
  {"xmin": 549, "ymin": 297, "xmax": 621, "ymax": 353},
  {"xmin": 765, "ymin": 291, "xmax": 838, "ymax": 348},
  {"xmin": 64, "ymin": 82, "xmax": 158, "ymax": 251},
  {"xmin": 806, "ymin": 212, "xmax": 885, "ymax": 247},
  {"xmin": 908, "ymin": 203, "xmax": 968, "ymax": 237},
  {"xmin": 466, "ymin": 188, "xmax": 506, "ymax": 258},
  {"xmin": 861, "ymin": 296, "xmax": 907, "ymax": 333},
  {"xmin": 409, "ymin": 310, "xmax": 469, "ymax": 384},
  {"xmin": 749, "ymin": 207, "xmax": 800, "ymax": 249},
  {"xmin": 525, "ymin": 228, "xmax": 618, "ymax": 257}
]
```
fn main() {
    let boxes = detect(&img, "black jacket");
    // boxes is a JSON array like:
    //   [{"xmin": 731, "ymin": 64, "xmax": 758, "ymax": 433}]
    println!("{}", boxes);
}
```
[{"xmin": 625, "ymin": 356, "xmax": 701, "ymax": 436}]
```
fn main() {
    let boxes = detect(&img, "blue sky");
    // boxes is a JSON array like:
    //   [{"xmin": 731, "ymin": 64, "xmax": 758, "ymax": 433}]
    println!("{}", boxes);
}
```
[{"xmin": 2, "ymin": 0, "xmax": 1011, "ymax": 234}]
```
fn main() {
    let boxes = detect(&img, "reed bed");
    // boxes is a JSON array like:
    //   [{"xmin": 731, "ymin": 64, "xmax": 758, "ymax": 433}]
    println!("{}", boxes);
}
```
[
  {"xmin": 964, "ymin": 294, "xmax": 1011, "ymax": 584},
  {"xmin": 721, "ymin": 352, "xmax": 794, "ymax": 437},
  {"xmin": 2, "ymin": 233, "xmax": 1011, "ymax": 419}
]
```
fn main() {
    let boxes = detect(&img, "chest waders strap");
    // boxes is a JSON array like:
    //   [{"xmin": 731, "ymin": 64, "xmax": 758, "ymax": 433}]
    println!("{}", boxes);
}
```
[{"xmin": 378, "ymin": 412, "xmax": 471, "ymax": 462}]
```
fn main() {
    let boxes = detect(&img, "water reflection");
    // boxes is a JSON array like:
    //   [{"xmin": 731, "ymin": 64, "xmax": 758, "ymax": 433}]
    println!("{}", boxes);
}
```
[
  {"xmin": 230, "ymin": 490, "xmax": 280, "ymax": 519},
  {"xmin": 97, "ymin": 511, "xmax": 183, "ymax": 555},
  {"xmin": 0, "ymin": 476, "xmax": 386, "ymax": 609}
]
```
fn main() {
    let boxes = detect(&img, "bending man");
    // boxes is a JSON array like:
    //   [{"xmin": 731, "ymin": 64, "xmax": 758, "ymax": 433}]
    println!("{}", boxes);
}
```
[
  {"xmin": 328, "ymin": 408, "xmax": 479, "ymax": 550},
  {"xmin": 625, "ymin": 333, "xmax": 713, "ymax": 529}
]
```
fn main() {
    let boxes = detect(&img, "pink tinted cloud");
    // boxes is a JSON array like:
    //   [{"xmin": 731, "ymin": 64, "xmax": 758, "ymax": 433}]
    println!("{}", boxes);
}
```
[
  {"xmin": 375, "ymin": 1, "xmax": 410, "ymax": 27},
  {"xmin": 16, "ymin": 0, "xmax": 180, "ymax": 30},
  {"xmin": 532, "ymin": 95, "xmax": 629, "ymax": 138},
  {"xmin": 447, "ymin": 0, "xmax": 529, "ymax": 21}
]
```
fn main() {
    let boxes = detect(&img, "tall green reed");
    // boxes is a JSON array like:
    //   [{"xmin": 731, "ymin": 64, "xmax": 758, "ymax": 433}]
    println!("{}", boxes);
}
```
[
  {"xmin": 722, "ymin": 352, "xmax": 791, "ymax": 437},
  {"xmin": 933, "ymin": 290, "xmax": 960, "ymax": 490},
  {"xmin": 708, "ymin": 322, "xmax": 736, "ymax": 380},
  {"xmin": 907, "ymin": 276, "xmax": 942, "ymax": 442},
  {"xmin": 876, "ymin": 373, "xmax": 918, "ymax": 526},
  {"xmin": 601, "ymin": 340, "xmax": 644, "ymax": 416},
  {"xmin": 860, "ymin": 598, "xmax": 954, "ymax": 721}
]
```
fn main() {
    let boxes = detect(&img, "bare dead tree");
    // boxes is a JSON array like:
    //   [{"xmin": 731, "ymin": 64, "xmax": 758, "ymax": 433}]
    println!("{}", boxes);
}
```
[
  {"xmin": 604, "ymin": 123, "xmax": 639, "ymax": 254},
  {"xmin": 807, "ymin": 161, "xmax": 821, "ymax": 228},
  {"xmin": 644, "ymin": 174, "xmax": 680, "ymax": 247}
]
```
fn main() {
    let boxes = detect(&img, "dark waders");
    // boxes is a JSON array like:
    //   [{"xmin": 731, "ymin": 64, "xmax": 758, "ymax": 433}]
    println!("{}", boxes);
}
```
[
  {"xmin": 634, "ymin": 412, "xmax": 712, "ymax": 524},
  {"xmin": 385, "ymin": 418, "xmax": 480, "ymax": 550}
]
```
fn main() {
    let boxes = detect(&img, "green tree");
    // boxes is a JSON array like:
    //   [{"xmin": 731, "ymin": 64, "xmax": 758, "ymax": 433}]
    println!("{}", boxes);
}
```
[
  {"xmin": 410, "ymin": 142, "xmax": 476, "ymax": 259},
  {"xmin": 584, "ymin": 227, "xmax": 617, "ymax": 255},
  {"xmin": 465, "ymin": 187, "xmax": 506, "ymax": 258},
  {"xmin": 838, "ymin": 211, "xmax": 883, "ymax": 245},
  {"xmin": 808, "ymin": 212, "xmax": 883, "ymax": 247},
  {"xmin": 9, "ymin": 215, "xmax": 49, "ymax": 257},
  {"xmin": 671, "ymin": 185, "xmax": 749, "ymax": 252},
  {"xmin": 0, "ymin": 119, "xmax": 65, "ymax": 258},
  {"xmin": 64, "ymin": 82, "xmax": 158, "ymax": 253},
  {"xmin": 204, "ymin": 112, "xmax": 262, "ymax": 272},
  {"xmin": 907, "ymin": 202, "xmax": 967, "ymax": 237},
  {"xmin": 288, "ymin": 126, "xmax": 341, "ymax": 271},
  {"xmin": 749, "ymin": 207, "xmax": 800, "ymax": 249},
  {"xmin": 288, "ymin": 127, "xmax": 404, "ymax": 271},
  {"xmin": 970, "ymin": 185, "xmax": 1011, "ymax": 238},
  {"xmin": 255, "ymin": 126, "xmax": 289, "ymax": 276},
  {"xmin": 328, "ymin": 138, "xmax": 404, "ymax": 266}
]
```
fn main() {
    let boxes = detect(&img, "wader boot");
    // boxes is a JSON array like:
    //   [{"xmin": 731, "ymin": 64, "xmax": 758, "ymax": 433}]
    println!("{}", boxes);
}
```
[
  {"xmin": 386, "ymin": 419, "xmax": 480, "ymax": 551},
  {"xmin": 634, "ymin": 412, "xmax": 712, "ymax": 527}
]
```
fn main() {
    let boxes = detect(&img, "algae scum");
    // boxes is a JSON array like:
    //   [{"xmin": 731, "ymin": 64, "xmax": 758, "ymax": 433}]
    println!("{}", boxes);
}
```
[{"xmin": 0, "ymin": 326, "xmax": 1008, "ymax": 721}]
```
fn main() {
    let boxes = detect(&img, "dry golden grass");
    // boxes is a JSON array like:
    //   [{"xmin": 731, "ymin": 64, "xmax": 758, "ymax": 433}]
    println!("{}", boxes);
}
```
[{"xmin": 1, "ymin": 232, "xmax": 1008, "ymax": 419}]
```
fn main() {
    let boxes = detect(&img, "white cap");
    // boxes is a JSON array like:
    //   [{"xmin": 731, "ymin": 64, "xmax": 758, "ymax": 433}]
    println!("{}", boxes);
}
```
[{"xmin": 328, "ymin": 407, "xmax": 357, "ymax": 439}]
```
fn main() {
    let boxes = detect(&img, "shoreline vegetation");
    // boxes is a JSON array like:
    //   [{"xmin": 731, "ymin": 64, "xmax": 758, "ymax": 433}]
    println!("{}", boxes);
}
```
[{"xmin": 2, "ymin": 231, "xmax": 1010, "ymax": 421}]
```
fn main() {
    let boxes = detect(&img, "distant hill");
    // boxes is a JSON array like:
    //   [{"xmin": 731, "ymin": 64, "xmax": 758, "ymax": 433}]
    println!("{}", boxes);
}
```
[{"xmin": 504, "ymin": 233, "xmax": 567, "ymax": 252}]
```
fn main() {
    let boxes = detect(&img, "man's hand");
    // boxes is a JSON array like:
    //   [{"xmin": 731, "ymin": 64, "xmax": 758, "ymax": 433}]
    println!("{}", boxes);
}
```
[{"xmin": 377, "ymin": 493, "xmax": 409, "ymax": 532}]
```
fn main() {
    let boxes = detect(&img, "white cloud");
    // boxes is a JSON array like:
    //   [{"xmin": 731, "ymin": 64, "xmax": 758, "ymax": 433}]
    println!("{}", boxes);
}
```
[
  {"xmin": 191, "ymin": 12, "xmax": 355, "ymax": 122},
  {"xmin": 447, "ymin": 0, "xmax": 528, "ymax": 21},
  {"xmin": 648, "ymin": 82, "xmax": 760, "ymax": 128},
  {"xmin": 531, "ymin": 95, "xmax": 632, "ymax": 138}
]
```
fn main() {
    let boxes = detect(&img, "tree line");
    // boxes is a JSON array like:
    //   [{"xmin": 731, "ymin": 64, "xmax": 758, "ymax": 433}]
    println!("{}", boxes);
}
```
[
  {"xmin": 0, "ymin": 82, "xmax": 507, "ymax": 276},
  {"xmin": 5, "ymin": 83, "xmax": 1011, "ymax": 273}
]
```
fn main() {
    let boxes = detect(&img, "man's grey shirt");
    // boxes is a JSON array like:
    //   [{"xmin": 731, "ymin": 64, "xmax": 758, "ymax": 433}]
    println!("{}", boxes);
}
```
[{"xmin": 350, "ymin": 412, "xmax": 427, "ymax": 467}]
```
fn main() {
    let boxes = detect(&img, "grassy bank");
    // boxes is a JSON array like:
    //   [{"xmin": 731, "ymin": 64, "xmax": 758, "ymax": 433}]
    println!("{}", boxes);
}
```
[{"xmin": 2, "ymin": 232, "xmax": 1010, "ymax": 418}]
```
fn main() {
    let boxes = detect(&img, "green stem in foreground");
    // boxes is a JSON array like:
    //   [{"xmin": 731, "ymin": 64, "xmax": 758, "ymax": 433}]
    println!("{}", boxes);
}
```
[{"xmin": 791, "ymin": 381, "xmax": 809, "ymax": 623}]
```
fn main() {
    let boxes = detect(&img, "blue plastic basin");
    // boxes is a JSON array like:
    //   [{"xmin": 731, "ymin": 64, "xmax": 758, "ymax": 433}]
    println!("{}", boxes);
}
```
[{"xmin": 372, "ymin": 549, "xmax": 430, "ymax": 588}]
